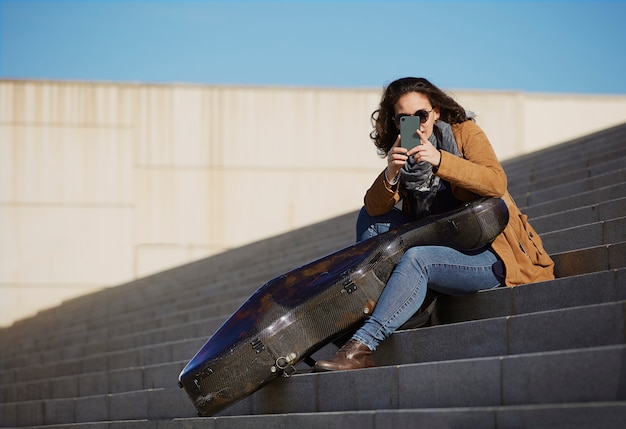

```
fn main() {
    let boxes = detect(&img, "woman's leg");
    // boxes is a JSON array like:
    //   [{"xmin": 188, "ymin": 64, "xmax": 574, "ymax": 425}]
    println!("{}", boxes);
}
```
[
  {"xmin": 314, "ymin": 245, "xmax": 502, "ymax": 371},
  {"xmin": 352, "ymin": 245, "xmax": 501, "ymax": 351},
  {"xmin": 356, "ymin": 206, "xmax": 410, "ymax": 242}
]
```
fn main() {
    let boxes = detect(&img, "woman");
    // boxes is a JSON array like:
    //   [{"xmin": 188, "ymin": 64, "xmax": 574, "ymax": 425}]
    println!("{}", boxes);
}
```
[{"xmin": 314, "ymin": 77, "xmax": 555, "ymax": 372}]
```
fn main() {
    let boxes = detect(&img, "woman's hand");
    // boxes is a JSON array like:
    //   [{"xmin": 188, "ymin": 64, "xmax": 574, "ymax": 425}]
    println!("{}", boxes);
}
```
[
  {"xmin": 386, "ymin": 135, "xmax": 408, "ymax": 183},
  {"xmin": 387, "ymin": 128, "xmax": 442, "ymax": 185},
  {"xmin": 407, "ymin": 128, "xmax": 441, "ymax": 168}
]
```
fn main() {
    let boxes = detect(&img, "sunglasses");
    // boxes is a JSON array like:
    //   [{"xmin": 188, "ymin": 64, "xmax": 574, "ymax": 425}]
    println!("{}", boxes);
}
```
[{"xmin": 394, "ymin": 108, "xmax": 434, "ymax": 126}]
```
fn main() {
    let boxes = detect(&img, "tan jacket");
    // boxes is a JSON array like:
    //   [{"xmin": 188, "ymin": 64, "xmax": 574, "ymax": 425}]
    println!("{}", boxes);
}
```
[{"xmin": 364, "ymin": 120, "xmax": 555, "ymax": 286}]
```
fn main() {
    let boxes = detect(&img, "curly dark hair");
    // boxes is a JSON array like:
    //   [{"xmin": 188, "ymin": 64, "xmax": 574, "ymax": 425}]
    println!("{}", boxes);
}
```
[{"xmin": 370, "ymin": 77, "xmax": 470, "ymax": 155}]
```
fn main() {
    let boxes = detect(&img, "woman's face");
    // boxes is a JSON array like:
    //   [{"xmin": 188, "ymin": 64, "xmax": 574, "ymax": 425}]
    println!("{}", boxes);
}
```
[{"xmin": 394, "ymin": 91, "xmax": 440, "ymax": 140}]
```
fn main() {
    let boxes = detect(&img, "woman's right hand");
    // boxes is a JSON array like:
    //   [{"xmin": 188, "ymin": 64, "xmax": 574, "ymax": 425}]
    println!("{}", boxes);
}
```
[{"xmin": 386, "ymin": 135, "xmax": 409, "ymax": 182}]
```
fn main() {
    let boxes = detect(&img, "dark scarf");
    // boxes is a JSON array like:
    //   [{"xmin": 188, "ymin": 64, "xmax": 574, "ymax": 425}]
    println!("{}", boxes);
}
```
[{"xmin": 399, "ymin": 120, "xmax": 461, "ymax": 219}]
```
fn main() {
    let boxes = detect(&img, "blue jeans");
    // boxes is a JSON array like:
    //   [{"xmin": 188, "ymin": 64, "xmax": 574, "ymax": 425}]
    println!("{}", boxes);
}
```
[{"xmin": 352, "ymin": 207, "xmax": 502, "ymax": 351}]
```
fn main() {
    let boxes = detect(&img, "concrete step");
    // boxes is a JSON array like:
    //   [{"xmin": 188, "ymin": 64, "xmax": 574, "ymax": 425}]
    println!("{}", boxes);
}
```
[
  {"xmin": 2, "ymin": 265, "xmax": 623, "ymax": 386},
  {"xmin": 1, "ymin": 359, "xmax": 186, "ymax": 403},
  {"xmin": 239, "ymin": 344, "xmax": 626, "ymax": 417},
  {"xmin": 506, "ymin": 144, "xmax": 626, "ymax": 183},
  {"xmin": 507, "ymin": 154, "xmax": 626, "ymax": 199},
  {"xmin": 213, "ymin": 403, "xmax": 626, "ymax": 429},
  {"xmin": 375, "ymin": 300, "xmax": 625, "ymax": 366},
  {"xmin": 513, "ymin": 168, "xmax": 626, "ymax": 208},
  {"xmin": 9, "ymin": 234, "xmax": 615, "ymax": 371},
  {"xmin": 3, "ymin": 402, "xmax": 626, "ymax": 429},
  {"xmin": 529, "ymin": 197, "xmax": 626, "ymax": 234},
  {"xmin": 2, "ymin": 343, "xmax": 624, "ymax": 426},
  {"xmin": 552, "ymin": 242, "xmax": 626, "ymax": 278},
  {"xmin": 501, "ymin": 123, "xmax": 626, "ymax": 174},
  {"xmin": 2, "ymin": 276, "xmax": 623, "ymax": 403},
  {"xmin": 0, "ymin": 336, "xmax": 203, "ymax": 385},
  {"xmin": 1, "ymin": 259, "xmax": 278, "ymax": 341},
  {"xmin": 520, "ymin": 182, "xmax": 626, "ymax": 218},
  {"xmin": 504, "ymin": 142, "xmax": 626, "ymax": 179},
  {"xmin": 0, "ymin": 299, "xmax": 239, "ymax": 371},
  {"xmin": 540, "ymin": 216, "xmax": 626, "ymax": 254},
  {"xmin": 432, "ymin": 267, "xmax": 625, "ymax": 325}
]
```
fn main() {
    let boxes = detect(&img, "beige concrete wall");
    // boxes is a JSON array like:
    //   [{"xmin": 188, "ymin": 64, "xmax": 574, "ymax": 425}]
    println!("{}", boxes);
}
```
[{"xmin": 1, "ymin": 79, "xmax": 625, "ymax": 326}]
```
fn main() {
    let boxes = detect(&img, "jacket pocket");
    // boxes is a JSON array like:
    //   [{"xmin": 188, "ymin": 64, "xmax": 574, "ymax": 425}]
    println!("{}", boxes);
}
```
[{"xmin": 518, "ymin": 213, "xmax": 553, "ymax": 267}]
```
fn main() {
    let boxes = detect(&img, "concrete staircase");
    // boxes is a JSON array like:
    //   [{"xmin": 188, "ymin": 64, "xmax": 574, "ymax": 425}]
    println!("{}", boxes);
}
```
[{"xmin": 1, "ymin": 123, "xmax": 625, "ymax": 428}]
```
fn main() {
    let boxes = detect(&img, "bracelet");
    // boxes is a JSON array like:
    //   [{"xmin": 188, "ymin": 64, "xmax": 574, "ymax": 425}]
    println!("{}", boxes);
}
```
[{"xmin": 384, "ymin": 168, "xmax": 399, "ymax": 186}]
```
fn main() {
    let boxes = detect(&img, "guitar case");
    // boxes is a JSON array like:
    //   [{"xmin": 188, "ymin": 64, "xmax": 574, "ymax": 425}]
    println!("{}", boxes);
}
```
[{"xmin": 179, "ymin": 197, "xmax": 509, "ymax": 416}]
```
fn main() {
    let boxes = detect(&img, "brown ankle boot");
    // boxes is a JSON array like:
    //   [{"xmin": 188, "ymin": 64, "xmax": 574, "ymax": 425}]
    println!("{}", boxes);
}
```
[{"xmin": 313, "ymin": 339, "xmax": 374, "ymax": 372}]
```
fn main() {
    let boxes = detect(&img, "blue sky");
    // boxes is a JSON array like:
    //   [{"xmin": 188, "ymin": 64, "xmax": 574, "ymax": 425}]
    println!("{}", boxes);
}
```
[{"xmin": 1, "ymin": 0, "xmax": 625, "ymax": 94}]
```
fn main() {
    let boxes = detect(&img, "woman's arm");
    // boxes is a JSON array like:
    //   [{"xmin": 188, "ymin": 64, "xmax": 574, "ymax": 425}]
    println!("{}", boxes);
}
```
[
  {"xmin": 436, "ymin": 121, "xmax": 508, "ymax": 198},
  {"xmin": 363, "ymin": 169, "xmax": 402, "ymax": 216}
]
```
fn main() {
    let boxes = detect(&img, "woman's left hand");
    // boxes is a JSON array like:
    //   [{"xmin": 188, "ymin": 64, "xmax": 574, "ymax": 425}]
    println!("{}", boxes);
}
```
[{"xmin": 407, "ymin": 128, "xmax": 441, "ymax": 168}]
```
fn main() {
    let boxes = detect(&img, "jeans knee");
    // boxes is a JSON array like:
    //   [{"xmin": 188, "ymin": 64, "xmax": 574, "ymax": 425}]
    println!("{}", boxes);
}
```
[
  {"xmin": 404, "ymin": 246, "xmax": 423, "ymax": 259},
  {"xmin": 401, "ymin": 246, "xmax": 431, "ymax": 270},
  {"xmin": 356, "ymin": 207, "xmax": 411, "ymax": 242}
]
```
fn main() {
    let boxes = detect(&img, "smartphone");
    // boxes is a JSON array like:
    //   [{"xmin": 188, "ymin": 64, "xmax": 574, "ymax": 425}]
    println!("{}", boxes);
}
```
[{"xmin": 400, "ymin": 115, "xmax": 422, "ymax": 151}]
